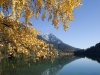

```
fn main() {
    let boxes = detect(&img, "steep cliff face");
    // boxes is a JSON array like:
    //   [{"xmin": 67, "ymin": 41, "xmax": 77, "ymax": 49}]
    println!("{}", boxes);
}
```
[{"xmin": 38, "ymin": 33, "xmax": 79, "ymax": 51}]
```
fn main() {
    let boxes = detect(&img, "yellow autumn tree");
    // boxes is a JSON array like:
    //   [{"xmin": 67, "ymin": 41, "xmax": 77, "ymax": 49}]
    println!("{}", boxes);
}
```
[
  {"xmin": 0, "ymin": 17, "xmax": 58, "ymax": 61},
  {"xmin": 0, "ymin": 0, "xmax": 81, "ymax": 61}
]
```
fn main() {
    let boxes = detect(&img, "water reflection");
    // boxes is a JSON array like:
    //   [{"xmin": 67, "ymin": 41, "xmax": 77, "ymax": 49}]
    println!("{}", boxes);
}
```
[
  {"xmin": 57, "ymin": 57, "xmax": 100, "ymax": 75},
  {"xmin": 1, "ymin": 56, "xmax": 100, "ymax": 75},
  {"xmin": 86, "ymin": 56, "xmax": 100, "ymax": 64},
  {"xmin": 41, "ymin": 56, "xmax": 79, "ymax": 75},
  {"xmin": 0, "ymin": 56, "xmax": 79, "ymax": 75}
]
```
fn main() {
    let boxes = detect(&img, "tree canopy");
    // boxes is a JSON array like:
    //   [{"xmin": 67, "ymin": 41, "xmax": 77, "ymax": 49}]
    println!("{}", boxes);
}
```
[
  {"xmin": 0, "ymin": 0, "xmax": 81, "ymax": 30},
  {"xmin": 0, "ymin": 0, "xmax": 81, "ymax": 61}
]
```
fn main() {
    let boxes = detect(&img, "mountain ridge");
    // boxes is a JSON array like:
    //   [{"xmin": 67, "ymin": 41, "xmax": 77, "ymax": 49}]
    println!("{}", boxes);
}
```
[{"xmin": 38, "ymin": 33, "xmax": 80, "ymax": 51}]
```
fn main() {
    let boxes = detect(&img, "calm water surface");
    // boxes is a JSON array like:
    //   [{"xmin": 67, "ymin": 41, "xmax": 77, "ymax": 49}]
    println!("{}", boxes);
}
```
[
  {"xmin": 0, "ymin": 56, "xmax": 100, "ymax": 75},
  {"xmin": 57, "ymin": 57, "xmax": 100, "ymax": 75}
]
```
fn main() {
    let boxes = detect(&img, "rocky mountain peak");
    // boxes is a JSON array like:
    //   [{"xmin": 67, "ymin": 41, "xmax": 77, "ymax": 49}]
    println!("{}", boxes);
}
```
[{"xmin": 40, "ymin": 33, "xmax": 63, "ymax": 44}]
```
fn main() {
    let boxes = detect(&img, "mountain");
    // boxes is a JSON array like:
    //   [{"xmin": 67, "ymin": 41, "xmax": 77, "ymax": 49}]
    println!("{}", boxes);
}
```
[
  {"xmin": 38, "ymin": 33, "xmax": 79, "ymax": 52},
  {"xmin": 74, "ymin": 42, "xmax": 100, "ymax": 58},
  {"xmin": 84, "ymin": 42, "xmax": 100, "ymax": 56},
  {"xmin": 39, "ymin": 33, "xmax": 63, "ymax": 44}
]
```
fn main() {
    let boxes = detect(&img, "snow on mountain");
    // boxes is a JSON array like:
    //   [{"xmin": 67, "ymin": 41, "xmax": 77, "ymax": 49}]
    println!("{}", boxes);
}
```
[
  {"xmin": 38, "ymin": 33, "xmax": 80, "ymax": 51},
  {"xmin": 39, "ymin": 33, "xmax": 63, "ymax": 44}
]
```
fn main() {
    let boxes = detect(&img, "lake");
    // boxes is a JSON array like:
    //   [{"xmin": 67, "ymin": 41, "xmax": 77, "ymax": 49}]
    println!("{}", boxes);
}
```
[{"xmin": 0, "ymin": 56, "xmax": 100, "ymax": 75}]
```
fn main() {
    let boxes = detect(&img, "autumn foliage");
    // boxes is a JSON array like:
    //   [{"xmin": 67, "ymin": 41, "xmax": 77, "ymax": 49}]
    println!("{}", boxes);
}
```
[{"xmin": 0, "ymin": 0, "xmax": 81, "ymax": 61}]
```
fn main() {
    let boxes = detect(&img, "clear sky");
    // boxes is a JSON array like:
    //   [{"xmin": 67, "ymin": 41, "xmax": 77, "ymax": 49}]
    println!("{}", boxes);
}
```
[{"xmin": 29, "ymin": 0, "xmax": 100, "ymax": 49}]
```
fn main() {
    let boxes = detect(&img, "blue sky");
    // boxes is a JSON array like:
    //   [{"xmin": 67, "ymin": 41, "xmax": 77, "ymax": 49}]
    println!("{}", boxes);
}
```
[{"xmin": 29, "ymin": 0, "xmax": 100, "ymax": 49}]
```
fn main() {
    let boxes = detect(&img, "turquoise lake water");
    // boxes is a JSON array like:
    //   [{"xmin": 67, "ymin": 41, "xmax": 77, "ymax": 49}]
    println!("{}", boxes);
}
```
[
  {"xmin": 0, "ymin": 56, "xmax": 100, "ymax": 75},
  {"xmin": 57, "ymin": 57, "xmax": 100, "ymax": 75}
]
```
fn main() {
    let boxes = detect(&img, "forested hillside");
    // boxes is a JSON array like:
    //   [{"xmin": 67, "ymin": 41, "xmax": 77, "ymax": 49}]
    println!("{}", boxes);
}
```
[{"xmin": 74, "ymin": 42, "xmax": 100, "ymax": 57}]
